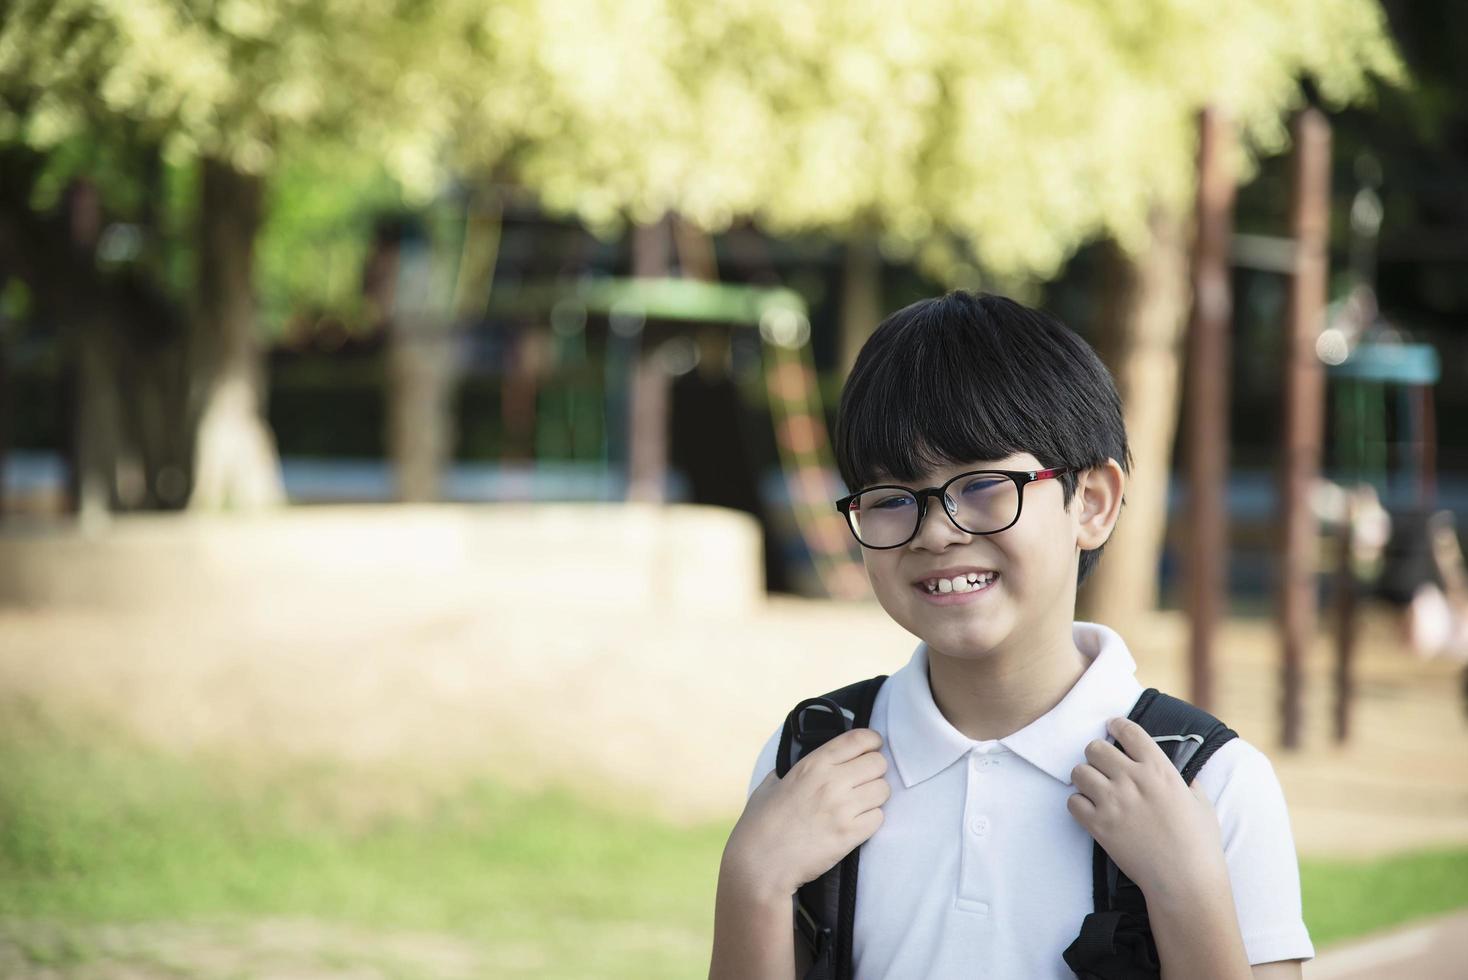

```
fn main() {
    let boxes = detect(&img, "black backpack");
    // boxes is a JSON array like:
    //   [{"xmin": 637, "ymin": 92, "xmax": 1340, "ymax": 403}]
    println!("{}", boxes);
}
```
[{"xmin": 775, "ymin": 676, "xmax": 1238, "ymax": 980}]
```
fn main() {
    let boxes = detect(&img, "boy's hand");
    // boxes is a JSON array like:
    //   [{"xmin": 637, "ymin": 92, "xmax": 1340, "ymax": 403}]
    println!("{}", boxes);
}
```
[
  {"xmin": 722, "ymin": 728, "xmax": 891, "ymax": 902},
  {"xmin": 1065, "ymin": 717, "xmax": 1229, "ymax": 902}
]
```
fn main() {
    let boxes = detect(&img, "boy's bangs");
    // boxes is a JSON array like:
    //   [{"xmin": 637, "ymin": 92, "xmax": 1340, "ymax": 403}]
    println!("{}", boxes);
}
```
[
  {"xmin": 835, "ymin": 294, "xmax": 1093, "ymax": 494},
  {"xmin": 836, "ymin": 372, "xmax": 1036, "ymax": 491}
]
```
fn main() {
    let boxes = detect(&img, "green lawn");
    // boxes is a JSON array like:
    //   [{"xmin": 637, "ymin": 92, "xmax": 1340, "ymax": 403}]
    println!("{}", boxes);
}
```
[{"xmin": 2, "ymin": 703, "xmax": 1465, "ymax": 976}]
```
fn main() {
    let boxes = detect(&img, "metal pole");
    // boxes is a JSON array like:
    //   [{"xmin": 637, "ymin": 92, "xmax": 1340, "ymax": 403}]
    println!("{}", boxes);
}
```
[
  {"xmin": 1186, "ymin": 106, "xmax": 1237, "ymax": 712},
  {"xmin": 1279, "ymin": 108, "xmax": 1332, "ymax": 750}
]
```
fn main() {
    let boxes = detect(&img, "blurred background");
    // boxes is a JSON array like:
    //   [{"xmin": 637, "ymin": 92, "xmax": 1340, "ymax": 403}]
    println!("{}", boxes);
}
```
[{"xmin": 2, "ymin": 1, "xmax": 1467, "ymax": 977}]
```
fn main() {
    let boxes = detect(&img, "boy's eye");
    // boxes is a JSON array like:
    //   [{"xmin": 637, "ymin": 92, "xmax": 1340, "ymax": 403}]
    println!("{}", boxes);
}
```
[
  {"xmin": 959, "ymin": 476, "xmax": 1006, "ymax": 496},
  {"xmin": 869, "ymin": 492, "xmax": 915, "ymax": 510}
]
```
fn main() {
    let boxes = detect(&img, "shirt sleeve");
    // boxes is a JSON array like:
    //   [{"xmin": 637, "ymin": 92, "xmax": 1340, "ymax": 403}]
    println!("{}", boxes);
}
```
[
  {"xmin": 746, "ymin": 724, "xmax": 783, "ymax": 799},
  {"xmin": 1193, "ymin": 737, "xmax": 1316, "ymax": 965}
]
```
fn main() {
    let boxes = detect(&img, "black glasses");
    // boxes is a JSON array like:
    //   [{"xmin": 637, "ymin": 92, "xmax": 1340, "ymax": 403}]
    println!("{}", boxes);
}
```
[{"xmin": 835, "ymin": 468, "xmax": 1070, "ymax": 549}]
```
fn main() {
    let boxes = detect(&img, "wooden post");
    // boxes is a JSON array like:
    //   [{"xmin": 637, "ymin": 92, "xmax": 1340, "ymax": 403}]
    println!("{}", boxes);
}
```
[
  {"xmin": 1279, "ymin": 109, "xmax": 1332, "ymax": 750},
  {"xmin": 839, "ymin": 238, "xmax": 882, "ymax": 380},
  {"xmin": 627, "ymin": 354, "xmax": 669, "ymax": 503},
  {"xmin": 1332, "ymin": 493, "xmax": 1358, "ymax": 743},
  {"xmin": 627, "ymin": 216, "xmax": 673, "ymax": 502},
  {"xmin": 1185, "ymin": 107, "xmax": 1237, "ymax": 712},
  {"xmin": 1419, "ymin": 384, "xmax": 1436, "ymax": 509},
  {"xmin": 0, "ymin": 331, "xmax": 6, "ymax": 519}
]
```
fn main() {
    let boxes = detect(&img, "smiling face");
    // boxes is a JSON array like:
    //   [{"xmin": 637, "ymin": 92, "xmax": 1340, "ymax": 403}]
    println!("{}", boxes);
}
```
[{"xmin": 856, "ymin": 452, "xmax": 1106, "ymax": 664}]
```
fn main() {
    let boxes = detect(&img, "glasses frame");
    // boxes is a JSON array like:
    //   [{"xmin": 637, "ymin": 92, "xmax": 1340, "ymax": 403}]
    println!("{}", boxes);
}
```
[{"xmin": 834, "ymin": 467, "xmax": 1071, "ymax": 550}]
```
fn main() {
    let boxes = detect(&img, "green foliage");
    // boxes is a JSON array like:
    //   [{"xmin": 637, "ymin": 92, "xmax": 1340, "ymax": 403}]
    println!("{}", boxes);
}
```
[
  {"xmin": 0, "ymin": 0, "xmax": 1409, "ymax": 303},
  {"xmin": 257, "ymin": 148, "xmax": 404, "ymax": 330},
  {"xmin": 0, "ymin": 0, "xmax": 451, "ymax": 178},
  {"xmin": 474, "ymin": 0, "xmax": 1404, "ymax": 282}
]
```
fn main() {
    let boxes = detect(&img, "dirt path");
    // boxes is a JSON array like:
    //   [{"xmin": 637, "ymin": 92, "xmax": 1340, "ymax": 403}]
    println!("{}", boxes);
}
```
[
  {"xmin": 1, "ymin": 596, "xmax": 1464, "ymax": 855},
  {"xmin": 0, "ymin": 918, "xmax": 493, "ymax": 980},
  {"xmin": 1304, "ymin": 908, "xmax": 1468, "ymax": 979}
]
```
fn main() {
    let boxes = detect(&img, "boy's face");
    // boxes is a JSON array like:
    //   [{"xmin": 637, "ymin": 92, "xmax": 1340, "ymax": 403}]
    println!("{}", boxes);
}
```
[{"xmin": 856, "ymin": 452, "xmax": 1120, "ymax": 662}]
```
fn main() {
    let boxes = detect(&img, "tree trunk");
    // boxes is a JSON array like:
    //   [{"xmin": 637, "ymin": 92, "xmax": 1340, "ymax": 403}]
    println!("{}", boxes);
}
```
[
  {"xmin": 386, "ymin": 236, "xmax": 454, "ymax": 503},
  {"xmin": 62, "ymin": 179, "xmax": 121, "ymax": 527},
  {"xmin": 188, "ymin": 158, "xmax": 284, "ymax": 511},
  {"xmin": 1077, "ymin": 207, "xmax": 1191, "ymax": 629},
  {"xmin": 383, "ymin": 191, "xmax": 499, "ymax": 503},
  {"xmin": 839, "ymin": 239, "xmax": 882, "ymax": 379},
  {"xmin": 0, "ymin": 320, "xmax": 8, "ymax": 519},
  {"xmin": 74, "ymin": 315, "xmax": 124, "ymax": 526}
]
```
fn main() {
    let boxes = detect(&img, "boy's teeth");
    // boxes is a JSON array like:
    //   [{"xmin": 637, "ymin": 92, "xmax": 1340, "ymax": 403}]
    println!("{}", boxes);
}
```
[{"xmin": 925, "ymin": 572, "xmax": 997, "ymax": 594}]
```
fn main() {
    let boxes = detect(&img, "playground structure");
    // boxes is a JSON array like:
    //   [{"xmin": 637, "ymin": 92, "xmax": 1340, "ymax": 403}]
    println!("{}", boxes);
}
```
[
  {"xmin": 485, "ymin": 275, "xmax": 868, "ymax": 599},
  {"xmin": 1190, "ymin": 106, "xmax": 1457, "ymax": 747}
]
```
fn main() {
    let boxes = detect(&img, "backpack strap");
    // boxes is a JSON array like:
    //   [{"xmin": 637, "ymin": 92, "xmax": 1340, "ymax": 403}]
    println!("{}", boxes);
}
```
[
  {"xmin": 1062, "ymin": 688, "xmax": 1238, "ymax": 980},
  {"xmin": 775, "ymin": 674, "xmax": 888, "ymax": 980}
]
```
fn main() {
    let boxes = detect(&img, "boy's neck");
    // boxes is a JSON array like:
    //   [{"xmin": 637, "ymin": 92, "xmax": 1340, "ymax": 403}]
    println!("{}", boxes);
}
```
[{"xmin": 925, "ymin": 624, "xmax": 1092, "ymax": 742}]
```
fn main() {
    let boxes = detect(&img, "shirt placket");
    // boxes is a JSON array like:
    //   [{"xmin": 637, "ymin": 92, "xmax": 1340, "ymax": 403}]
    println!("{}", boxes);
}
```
[{"xmin": 956, "ymin": 745, "xmax": 1003, "ymax": 915}]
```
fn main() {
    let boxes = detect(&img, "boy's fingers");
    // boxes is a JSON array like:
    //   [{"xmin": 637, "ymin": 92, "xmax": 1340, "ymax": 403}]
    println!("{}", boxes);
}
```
[
  {"xmin": 1083, "ymin": 736, "xmax": 1131, "ymax": 779},
  {"xmin": 838, "ymin": 747, "xmax": 888, "ymax": 788},
  {"xmin": 849, "ymin": 774, "xmax": 891, "ymax": 815},
  {"xmin": 1106, "ymin": 717, "xmax": 1164, "ymax": 764},
  {"xmin": 1069, "ymin": 762, "xmax": 1108, "ymax": 799},
  {"xmin": 811, "ymin": 727, "xmax": 883, "ymax": 766},
  {"xmin": 1065, "ymin": 792, "xmax": 1097, "ymax": 827}
]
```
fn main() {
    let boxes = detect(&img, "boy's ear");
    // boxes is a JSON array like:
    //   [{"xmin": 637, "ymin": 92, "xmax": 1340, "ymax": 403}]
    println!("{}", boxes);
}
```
[{"xmin": 1074, "ymin": 458, "xmax": 1126, "ymax": 551}]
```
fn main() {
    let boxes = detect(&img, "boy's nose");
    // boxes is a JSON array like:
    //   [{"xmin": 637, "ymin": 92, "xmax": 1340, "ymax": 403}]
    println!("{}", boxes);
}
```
[{"xmin": 910, "ymin": 495, "xmax": 971, "ymax": 549}]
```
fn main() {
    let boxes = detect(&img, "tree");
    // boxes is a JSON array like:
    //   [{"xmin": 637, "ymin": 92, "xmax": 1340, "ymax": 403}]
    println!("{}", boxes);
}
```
[
  {"xmin": 0, "ymin": 0, "xmax": 469, "ymax": 509},
  {"xmin": 3, "ymin": 0, "xmax": 1403, "ymax": 556}
]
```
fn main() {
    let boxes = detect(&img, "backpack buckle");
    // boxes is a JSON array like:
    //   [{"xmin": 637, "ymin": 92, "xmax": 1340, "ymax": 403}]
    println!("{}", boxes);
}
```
[{"xmin": 794, "ymin": 895, "xmax": 833, "ymax": 959}]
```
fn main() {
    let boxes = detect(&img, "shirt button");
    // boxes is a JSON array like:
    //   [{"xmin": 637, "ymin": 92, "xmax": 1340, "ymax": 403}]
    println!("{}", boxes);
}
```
[{"xmin": 969, "ymin": 816, "xmax": 990, "ymax": 837}]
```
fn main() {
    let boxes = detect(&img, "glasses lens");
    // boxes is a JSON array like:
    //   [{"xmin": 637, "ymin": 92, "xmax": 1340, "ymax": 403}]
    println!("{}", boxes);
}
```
[
  {"xmin": 948, "ymin": 473, "xmax": 1019, "ymax": 534},
  {"xmin": 847, "ymin": 474, "xmax": 1022, "ymax": 546},
  {"xmin": 850, "ymin": 488, "xmax": 919, "ymax": 547}
]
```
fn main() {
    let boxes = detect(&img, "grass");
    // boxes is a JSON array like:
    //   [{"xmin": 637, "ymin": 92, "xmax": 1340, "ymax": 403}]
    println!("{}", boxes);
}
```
[
  {"xmin": 1, "ymin": 701, "xmax": 1465, "ymax": 976},
  {"xmin": 1300, "ymin": 847, "xmax": 1468, "ymax": 948},
  {"xmin": 0, "ymin": 702, "xmax": 727, "ymax": 977}
]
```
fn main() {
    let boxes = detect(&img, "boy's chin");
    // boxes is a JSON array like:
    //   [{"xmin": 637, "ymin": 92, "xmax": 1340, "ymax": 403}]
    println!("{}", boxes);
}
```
[{"xmin": 908, "ymin": 612, "xmax": 1016, "ymax": 660}]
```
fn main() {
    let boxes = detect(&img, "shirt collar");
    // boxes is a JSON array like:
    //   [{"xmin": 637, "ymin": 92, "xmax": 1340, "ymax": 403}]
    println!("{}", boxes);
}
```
[{"xmin": 887, "ymin": 621, "xmax": 1145, "ymax": 788}]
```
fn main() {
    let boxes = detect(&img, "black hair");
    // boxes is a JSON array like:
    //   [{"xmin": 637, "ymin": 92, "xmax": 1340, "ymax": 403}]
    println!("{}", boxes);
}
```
[{"xmin": 834, "ymin": 290, "xmax": 1131, "ymax": 587}]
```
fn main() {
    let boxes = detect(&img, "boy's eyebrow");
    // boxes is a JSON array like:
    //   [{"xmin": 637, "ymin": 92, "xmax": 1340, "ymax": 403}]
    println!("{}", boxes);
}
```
[{"xmin": 866, "ymin": 462, "xmax": 1018, "ymax": 487}]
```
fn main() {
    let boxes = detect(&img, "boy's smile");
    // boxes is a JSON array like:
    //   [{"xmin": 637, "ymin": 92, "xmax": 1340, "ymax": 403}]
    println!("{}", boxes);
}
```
[
  {"xmin": 851, "ymin": 451, "xmax": 1115, "ymax": 670},
  {"xmin": 912, "ymin": 567, "xmax": 1001, "ymax": 604}
]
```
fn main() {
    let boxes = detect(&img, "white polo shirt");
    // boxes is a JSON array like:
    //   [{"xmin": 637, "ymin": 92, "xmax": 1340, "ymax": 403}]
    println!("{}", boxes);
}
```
[{"xmin": 746, "ymin": 621, "xmax": 1315, "ymax": 978}]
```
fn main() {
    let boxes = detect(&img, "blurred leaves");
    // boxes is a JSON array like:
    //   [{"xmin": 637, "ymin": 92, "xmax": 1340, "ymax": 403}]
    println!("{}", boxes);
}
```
[
  {"xmin": 257, "ymin": 147, "xmax": 402, "ymax": 331},
  {"xmin": 460, "ymin": 0, "xmax": 1404, "ymax": 281},
  {"xmin": 0, "ymin": 0, "xmax": 455, "ymax": 179},
  {"xmin": 1, "ymin": 0, "xmax": 1405, "ymax": 290}
]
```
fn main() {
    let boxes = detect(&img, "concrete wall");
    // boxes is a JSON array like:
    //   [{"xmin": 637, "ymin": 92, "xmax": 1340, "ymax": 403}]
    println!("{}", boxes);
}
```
[{"xmin": 0, "ymin": 503, "xmax": 765, "ymax": 619}]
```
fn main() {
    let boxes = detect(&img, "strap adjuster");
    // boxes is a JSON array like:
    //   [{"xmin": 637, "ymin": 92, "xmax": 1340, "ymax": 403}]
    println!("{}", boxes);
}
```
[{"xmin": 794, "ymin": 895, "xmax": 833, "ymax": 959}]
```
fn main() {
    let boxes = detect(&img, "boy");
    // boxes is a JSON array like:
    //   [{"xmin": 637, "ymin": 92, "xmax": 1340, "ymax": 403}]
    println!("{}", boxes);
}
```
[{"xmin": 709, "ymin": 292, "xmax": 1313, "ymax": 979}]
